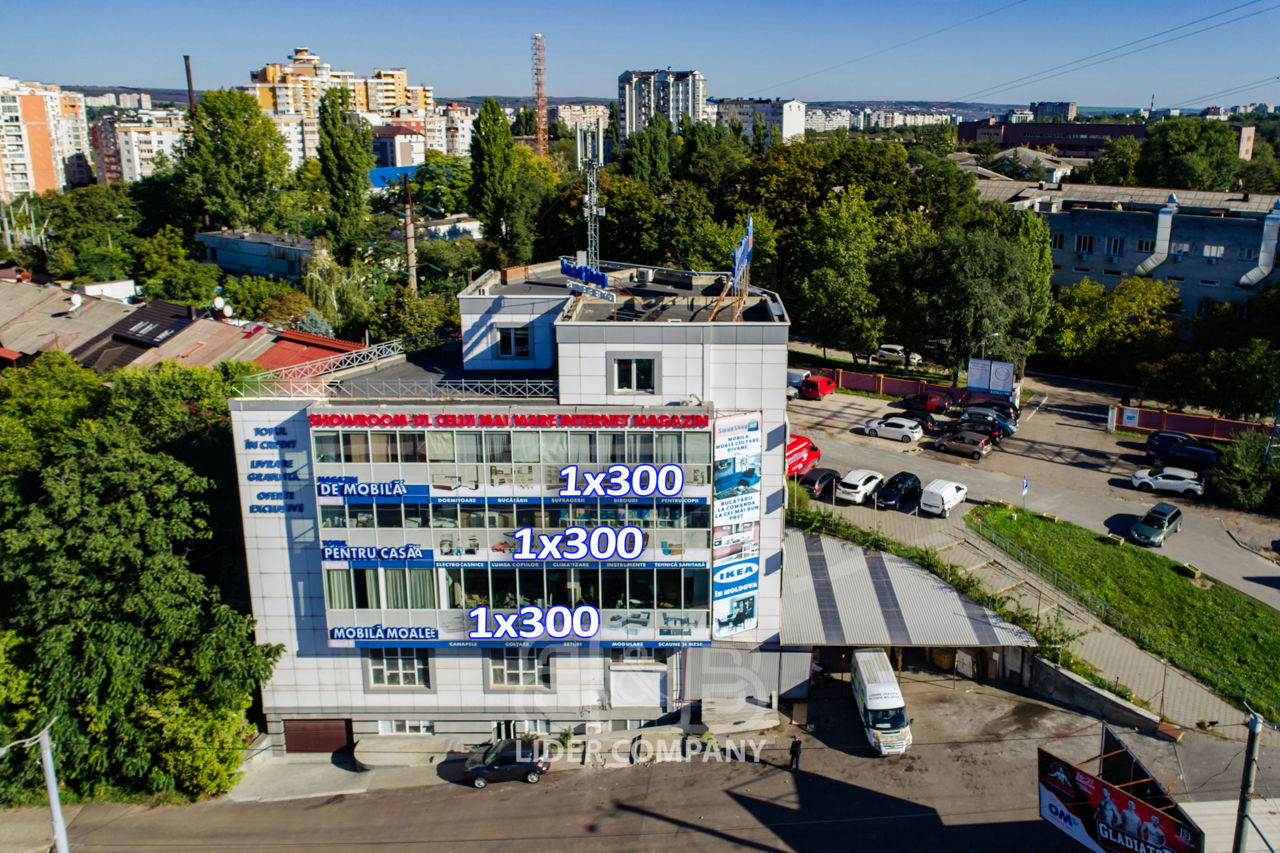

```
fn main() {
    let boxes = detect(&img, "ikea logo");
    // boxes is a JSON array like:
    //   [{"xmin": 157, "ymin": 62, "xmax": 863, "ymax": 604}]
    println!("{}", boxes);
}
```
[{"xmin": 714, "ymin": 564, "xmax": 756, "ymax": 584}]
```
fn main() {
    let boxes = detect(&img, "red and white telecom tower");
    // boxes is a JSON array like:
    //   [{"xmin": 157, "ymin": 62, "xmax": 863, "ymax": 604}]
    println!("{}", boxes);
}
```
[{"xmin": 531, "ymin": 33, "xmax": 548, "ymax": 157}]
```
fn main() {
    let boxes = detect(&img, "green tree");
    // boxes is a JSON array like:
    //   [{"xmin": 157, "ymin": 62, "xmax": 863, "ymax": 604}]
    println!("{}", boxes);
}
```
[
  {"xmin": 620, "ymin": 113, "xmax": 673, "ymax": 190},
  {"xmin": 511, "ymin": 108, "xmax": 537, "ymax": 136},
  {"xmin": 1136, "ymin": 118, "xmax": 1243, "ymax": 191},
  {"xmin": 911, "ymin": 124, "xmax": 957, "ymax": 156},
  {"xmin": 317, "ymin": 89, "xmax": 375, "ymax": 265},
  {"xmin": 1200, "ymin": 338, "xmax": 1280, "ymax": 420},
  {"xmin": 172, "ymin": 89, "xmax": 290, "ymax": 230},
  {"xmin": 750, "ymin": 114, "xmax": 773, "ymax": 157},
  {"xmin": 792, "ymin": 189, "xmax": 882, "ymax": 358},
  {"xmin": 908, "ymin": 151, "xmax": 979, "ymax": 230},
  {"xmin": 367, "ymin": 285, "xmax": 460, "ymax": 342},
  {"xmin": 132, "ymin": 225, "xmax": 221, "ymax": 303},
  {"xmin": 1045, "ymin": 276, "xmax": 1177, "ymax": 365},
  {"xmin": 0, "ymin": 632, "xmax": 42, "ymax": 757},
  {"xmin": 1208, "ymin": 432, "xmax": 1278, "ymax": 511},
  {"xmin": 218, "ymin": 275, "xmax": 295, "ymax": 320},
  {"xmin": 979, "ymin": 206, "xmax": 1054, "ymax": 368},
  {"xmin": 605, "ymin": 101, "xmax": 619, "ymax": 149},
  {"xmin": 598, "ymin": 173, "xmax": 665, "ymax": 265},
  {"xmin": 1089, "ymin": 136, "xmax": 1141, "ymax": 186},
  {"xmin": 1046, "ymin": 279, "xmax": 1109, "ymax": 360},
  {"xmin": 409, "ymin": 151, "xmax": 472, "ymax": 216},
  {"xmin": 469, "ymin": 98, "xmax": 524, "ymax": 264}
]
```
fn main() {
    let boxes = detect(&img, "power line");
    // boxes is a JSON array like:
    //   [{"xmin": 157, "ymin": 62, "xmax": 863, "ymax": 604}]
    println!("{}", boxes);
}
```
[
  {"xmin": 1159, "ymin": 74, "xmax": 1280, "ymax": 110},
  {"xmin": 752, "ymin": 0, "xmax": 1032, "ymax": 97},
  {"xmin": 955, "ymin": 0, "xmax": 1280, "ymax": 102}
]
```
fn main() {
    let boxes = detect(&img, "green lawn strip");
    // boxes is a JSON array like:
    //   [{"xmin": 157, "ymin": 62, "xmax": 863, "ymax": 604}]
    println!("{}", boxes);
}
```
[
  {"xmin": 785, "ymin": 506, "xmax": 1142, "ymax": 705},
  {"xmin": 787, "ymin": 348, "xmax": 949, "ymax": 384},
  {"xmin": 968, "ymin": 504, "xmax": 1280, "ymax": 713}
]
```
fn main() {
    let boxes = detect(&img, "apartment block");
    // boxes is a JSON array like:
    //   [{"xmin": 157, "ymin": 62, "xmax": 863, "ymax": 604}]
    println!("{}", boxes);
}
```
[
  {"xmin": 0, "ymin": 76, "xmax": 92, "ymax": 202},
  {"xmin": 711, "ymin": 98, "xmax": 805, "ymax": 142},
  {"xmin": 618, "ymin": 70, "xmax": 706, "ymax": 139},
  {"xmin": 551, "ymin": 103, "xmax": 609, "ymax": 131},
  {"xmin": 91, "ymin": 109, "xmax": 187, "ymax": 183},
  {"xmin": 245, "ymin": 48, "xmax": 433, "ymax": 120}
]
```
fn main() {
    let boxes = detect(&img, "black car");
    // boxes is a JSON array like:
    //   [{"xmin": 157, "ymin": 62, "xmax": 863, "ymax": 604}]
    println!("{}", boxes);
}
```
[
  {"xmin": 937, "ymin": 419, "xmax": 1003, "ymax": 444},
  {"xmin": 961, "ymin": 411, "xmax": 1015, "ymax": 438},
  {"xmin": 464, "ymin": 739, "xmax": 550, "ymax": 789},
  {"xmin": 980, "ymin": 400, "xmax": 1021, "ymax": 423},
  {"xmin": 1152, "ymin": 443, "xmax": 1221, "ymax": 473},
  {"xmin": 1144, "ymin": 430, "xmax": 1195, "ymax": 461},
  {"xmin": 798, "ymin": 467, "xmax": 841, "ymax": 499},
  {"xmin": 899, "ymin": 410, "xmax": 942, "ymax": 434},
  {"xmin": 873, "ymin": 471, "xmax": 923, "ymax": 511}
]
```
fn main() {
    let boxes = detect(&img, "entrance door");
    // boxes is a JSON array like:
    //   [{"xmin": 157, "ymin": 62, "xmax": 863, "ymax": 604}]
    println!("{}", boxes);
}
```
[{"xmin": 283, "ymin": 719, "xmax": 353, "ymax": 753}]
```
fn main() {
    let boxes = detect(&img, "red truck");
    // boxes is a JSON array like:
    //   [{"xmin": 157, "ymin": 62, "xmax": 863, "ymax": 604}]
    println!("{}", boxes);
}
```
[{"xmin": 786, "ymin": 434, "xmax": 821, "ymax": 478}]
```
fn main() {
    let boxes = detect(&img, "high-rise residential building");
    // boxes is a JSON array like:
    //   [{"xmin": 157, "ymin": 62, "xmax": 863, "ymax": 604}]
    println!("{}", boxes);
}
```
[
  {"xmin": 269, "ymin": 113, "xmax": 322, "ymax": 170},
  {"xmin": 84, "ymin": 93, "xmax": 118, "ymax": 108},
  {"xmin": 0, "ymin": 76, "xmax": 92, "ymax": 203},
  {"xmin": 91, "ymin": 109, "xmax": 187, "ymax": 183},
  {"xmin": 245, "ymin": 48, "xmax": 433, "ymax": 120},
  {"xmin": 1031, "ymin": 101, "xmax": 1077, "ymax": 122},
  {"xmin": 617, "ymin": 70, "xmax": 706, "ymax": 139},
  {"xmin": 442, "ymin": 103, "xmax": 475, "ymax": 158},
  {"xmin": 711, "ymin": 98, "xmax": 806, "ymax": 142},
  {"xmin": 550, "ymin": 103, "xmax": 609, "ymax": 131}
]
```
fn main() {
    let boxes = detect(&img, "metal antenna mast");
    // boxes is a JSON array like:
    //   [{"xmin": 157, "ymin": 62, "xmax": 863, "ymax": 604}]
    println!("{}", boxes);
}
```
[
  {"xmin": 584, "ymin": 160, "xmax": 604, "ymax": 270},
  {"xmin": 532, "ymin": 34, "xmax": 548, "ymax": 157}
]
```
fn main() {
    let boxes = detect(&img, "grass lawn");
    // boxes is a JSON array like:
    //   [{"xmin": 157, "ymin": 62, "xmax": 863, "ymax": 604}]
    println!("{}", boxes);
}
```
[
  {"xmin": 969, "ymin": 504, "xmax": 1280, "ymax": 713},
  {"xmin": 787, "ymin": 348, "xmax": 949, "ymax": 384}
]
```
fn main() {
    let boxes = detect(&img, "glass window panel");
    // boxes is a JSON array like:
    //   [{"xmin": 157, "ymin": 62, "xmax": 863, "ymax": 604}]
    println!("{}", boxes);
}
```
[
  {"xmin": 485, "ymin": 432, "xmax": 512, "ymax": 463},
  {"xmin": 656, "ymin": 570, "xmax": 682, "ymax": 609},
  {"xmin": 445, "ymin": 568, "xmax": 464, "ymax": 608},
  {"xmin": 491, "ymin": 568, "xmax": 517, "ymax": 609},
  {"xmin": 655, "ymin": 433, "xmax": 681, "ymax": 464},
  {"xmin": 684, "ymin": 568, "xmax": 710, "ymax": 609},
  {"xmin": 599, "ymin": 432, "xmax": 626, "ymax": 463},
  {"xmin": 635, "ymin": 359, "xmax": 654, "ymax": 391},
  {"xmin": 550, "ymin": 505, "xmax": 573, "ymax": 528},
  {"xmin": 516, "ymin": 506, "xmax": 546, "ymax": 528},
  {"xmin": 408, "ymin": 568, "xmax": 436, "ymax": 609},
  {"xmin": 687, "ymin": 504, "xmax": 710, "ymax": 529},
  {"xmin": 569, "ymin": 568, "xmax": 599, "ymax": 607},
  {"xmin": 627, "ymin": 433, "xmax": 654, "ymax": 463},
  {"xmin": 656, "ymin": 505, "xmax": 683, "ymax": 528},
  {"xmin": 372, "ymin": 432, "xmax": 398, "ymax": 463},
  {"xmin": 540, "ymin": 431, "xmax": 568, "ymax": 464},
  {"xmin": 513, "ymin": 432, "xmax": 541, "ymax": 463},
  {"xmin": 432, "ymin": 505, "xmax": 459, "ymax": 527},
  {"xmin": 458, "ymin": 502, "xmax": 488, "ymax": 528},
  {"xmin": 569, "ymin": 432, "xmax": 596, "ymax": 463},
  {"xmin": 343, "ymin": 432, "xmax": 370, "ymax": 463},
  {"xmin": 456, "ymin": 432, "xmax": 483, "ymax": 463},
  {"xmin": 326, "ymin": 569, "xmax": 353, "ymax": 609},
  {"xmin": 488, "ymin": 503, "xmax": 516, "ymax": 528},
  {"xmin": 518, "ymin": 568, "xmax": 545, "ymax": 607},
  {"xmin": 572, "ymin": 503, "xmax": 598, "ymax": 527},
  {"xmin": 320, "ymin": 505, "xmax": 347, "ymax": 529},
  {"xmin": 545, "ymin": 569, "xmax": 569, "ymax": 607},
  {"xmin": 399, "ymin": 432, "xmax": 427, "ymax": 463},
  {"xmin": 403, "ymin": 503, "xmax": 429, "ymax": 528},
  {"xmin": 376, "ymin": 503, "xmax": 403, "ymax": 528},
  {"xmin": 626, "ymin": 502, "xmax": 654, "ymax": 528},
  {"xmin": 353, "ymin": 568, "xmax": 379, "ymax": 609},
  {"xmin": 427, "ymin": 431, "xmax": 455, "ymax": 462},
  {"xmin": 628, "ymin": 569, "xmax": 654, "ymax": 609},
  {"xmin": 315, "ymin": 432, "xmax": 340, "ymax": 463},
  {"xmin": 616, "ymin": 359, "xmax": 632, "ymax": 390},
  {"xmin": 684, "ymin": 433, "xmax": 711, "ymax": 464},
  {"xmin": 350, "ymin": 503, "xmax": 375, "ymax": 528},
  {"xmin": 463, "ymin": 568, "xmax": 489, "ymax": 607},
  {"xmin": 385, "ymin": 568, "xmax": 408, "ymax": 608},
  {"xmin": 602, "ymin": 570, "xmax": 627, "ymax": 610}
]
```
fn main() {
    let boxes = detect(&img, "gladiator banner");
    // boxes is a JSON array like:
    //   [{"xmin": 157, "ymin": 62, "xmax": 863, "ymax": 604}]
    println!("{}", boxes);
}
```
[{"xmin": 1038, "ymin": 749, "xmax": 1204, "ymax": 853}]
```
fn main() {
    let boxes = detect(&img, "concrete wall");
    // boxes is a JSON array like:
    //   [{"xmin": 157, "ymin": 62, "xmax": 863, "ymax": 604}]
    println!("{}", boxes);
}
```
[{"xmin": 1030, "ymin": 657, "xmax": 1160, "ymax": 733}]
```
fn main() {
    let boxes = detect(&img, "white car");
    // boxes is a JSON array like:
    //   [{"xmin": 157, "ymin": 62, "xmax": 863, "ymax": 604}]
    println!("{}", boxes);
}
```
[
  {"xmin": 875, "ymin": 345, "xmax": 922, "ymax": 366},
  {"xmin": 1131, "ymin": 466, "xmax": 1204, "ymax": 497},
  {"xmin": 864, "ymin": 417, "xmax": 924, "ymax": 443},
  {"xmin": 836, "ymin": 469, "xmax": 885, "ymax": 504}
]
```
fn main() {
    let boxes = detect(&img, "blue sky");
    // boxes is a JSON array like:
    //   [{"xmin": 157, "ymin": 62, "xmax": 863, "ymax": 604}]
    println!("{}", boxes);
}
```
[{"xmin": 7, "ymin": 0, "xmax": 1280, "ymax": 109}]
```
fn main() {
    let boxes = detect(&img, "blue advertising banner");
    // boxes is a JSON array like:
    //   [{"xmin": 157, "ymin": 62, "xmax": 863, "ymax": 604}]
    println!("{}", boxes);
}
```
[
  {"xmin": 730, "ymin": 216, "xmax": 754, "ymax": 293},
  {"xmin": 560, "ymin": 257, "xmax": 611, "ymax": 290}
]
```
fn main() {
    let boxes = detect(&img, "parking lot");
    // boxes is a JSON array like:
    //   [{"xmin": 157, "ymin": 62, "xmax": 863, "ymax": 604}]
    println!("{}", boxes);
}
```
[{"xmin": 786, "ymin": 377, "xmax": 1280, "ymax": 609}]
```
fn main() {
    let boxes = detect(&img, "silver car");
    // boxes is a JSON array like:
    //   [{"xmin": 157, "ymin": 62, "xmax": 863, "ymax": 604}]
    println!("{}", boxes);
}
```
[
  {"xmin": 1130, "ymin": 466, "xmax": 1204, "ymax": 497},
  {"xmin": 865, "ymin": 417, "xmax": 924, "ymax": 443}
]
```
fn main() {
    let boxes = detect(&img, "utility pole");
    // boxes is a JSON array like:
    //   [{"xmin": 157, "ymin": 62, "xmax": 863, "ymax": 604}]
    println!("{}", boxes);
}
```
[
  {"xmin": 402, "ymin": 175, "xmax": 417, "ymax": 294},
  {"xmin": 0, "ymin": 719, "xmax": 69, "ymax": 853},
  {"xmin": 1232, "ymin": 712, "xmax": 1263, "ymax": 853}
]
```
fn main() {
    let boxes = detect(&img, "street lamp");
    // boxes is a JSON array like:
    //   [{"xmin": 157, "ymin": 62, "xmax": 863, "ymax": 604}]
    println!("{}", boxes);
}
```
[{"xmin": 980, "ymin": 333, "xmax": 1001, "ymax": 360}]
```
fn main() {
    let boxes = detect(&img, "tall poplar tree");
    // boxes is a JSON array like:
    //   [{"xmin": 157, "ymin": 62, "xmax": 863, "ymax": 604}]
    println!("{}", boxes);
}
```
[
  {"xmin": 317, "ymin": 88, "xmax": 374, "ymax": 265},
  {"xmin": 469, "ymin": 98, "xmax": 521, "ymax": 262}
]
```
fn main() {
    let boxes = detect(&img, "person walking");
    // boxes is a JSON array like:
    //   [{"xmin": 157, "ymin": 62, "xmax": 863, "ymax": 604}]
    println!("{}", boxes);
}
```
[{"xmin": 788, "ymin": 735, "xmax": 802, "ymax": 772}]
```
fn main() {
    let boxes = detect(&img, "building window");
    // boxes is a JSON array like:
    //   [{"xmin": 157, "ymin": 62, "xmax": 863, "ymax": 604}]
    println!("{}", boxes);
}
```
[
  {"xmin": 1137, "ymin": 239, "xmax": 1156, "ymax": 254},
  {"xmin": 1203, "ymin": 244, "xmax": 1224, "ymax": 258},
  {"xmin": 498, "ymin": 327, "xmax": 531, "ymax": 358},
  {"xmin": 1103, "ymin": 269, "xmax": 1122, "ymax": 277},
  {"xmin": 1200, "ymin": 280, "xmax": 1220, "ymax": 287},
  {"xmin": 1074, "ymin": 235, "xmax": 1093, "ymax": 253},
  {"xmin": 488, "ymin": 648, "xmax": 551, "ymax": 689},
  {"xmin": 1072, "ymin": 266, "xmax": 1090, "ymax": 274},
  {"xmin": 1049, "ymin": 233, "xmax": 1064, "ymax": 250},
  {"xmin": 1170, "ymin": 242, "xmax": 1190, "ymax": 257},
  {"xmin": 380, "ymin": 719, "xmax": 434, "ymax": 735},
  {"xmin": 610, "ymin": 648, "xmax": 669, "ymax": 665},
  {"xmin": 314, "ymin": 432, "xmax": 340, "ymax": 462},
  {"xmin": 1104, "ymin": 237, "xmax": 1124, "ymax": 255},
  {"xmin": 1239, "ymin": 247, "xmax": 1259, "ymax": 261},
  {"xmin": 369, "ymin": 648, "xmax": 431, "ymax": 688},
  {"xmin": 615, "ymin": 358, "xmax": 655, "ymax": 393}
]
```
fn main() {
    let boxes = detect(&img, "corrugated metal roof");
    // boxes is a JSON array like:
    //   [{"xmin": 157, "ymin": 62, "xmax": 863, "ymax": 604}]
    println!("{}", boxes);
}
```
[
  {"xmin": 979, "ymin": 181, "xmax": 1280, "ymax": 213},
  {"xmin": 0, "ymin": 281, "xmax": 138, "ymax": 356},
  {"xmin": 781, "ymin": 529, "xmax": 1036, "ymax": 648}
]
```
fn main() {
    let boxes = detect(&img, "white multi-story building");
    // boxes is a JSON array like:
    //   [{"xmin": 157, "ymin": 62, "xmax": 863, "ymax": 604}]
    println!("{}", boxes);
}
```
[
  {"xmin": 83, "ymin": 93, "xmax": 118, "ymax": 108},
  {"xmin": 712, "ymin": 98, "xmax": 806, "ymax": 142},
  {"xmin": 868, "ymin": 110, "xmax": 959, "ymax": 129},
  {"xmin": 805, "ymin": 108, "xmax": 852, "ymax": 132},
  {"xmin": 618, "ymin": 70, "xmax": 706, "ymax": 139},
  {"xmin": 269, "ymin": 113, "xmax": 322, "ymax": 170},
  {"xmin": 91, "ymin": 109, "xmax": 187, "ymax": 183},
  {"xmin": 117, "ymin": 93, "xmax": 152, "ymax": 110},
  {"xmin": 0, "ymin": 76, "xmax": 92, "ymax": 202},
  {"xmin": 228, "ymin": 257, "xmax": 798, "ymax": 750},
  {"xmin": 551, "ymin": 104, "xmax": 609, "ymax": 131},
  {"xmin": 442, "ymin": 103, "xmax": 474, "ymax": 158}
]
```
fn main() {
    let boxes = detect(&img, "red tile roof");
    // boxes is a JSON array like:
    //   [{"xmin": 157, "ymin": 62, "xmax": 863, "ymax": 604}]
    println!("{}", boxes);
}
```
[{"xmin": 254, "ymin": 329, "xmax": 364, "ymax": 370}]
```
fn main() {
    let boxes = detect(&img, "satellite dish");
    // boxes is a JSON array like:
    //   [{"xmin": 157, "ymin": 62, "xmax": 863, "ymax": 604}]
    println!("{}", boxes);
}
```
[
  {"xmin": 69, "ymin": 294, "xmax": 83, "ymax": 311},
  {"xmin": 222, "ymin": 305, "xmax": 234, "ymax": 318},
  {"xmin": 213, "ymin": 296, "xmax": 225, "ymax": 309}
]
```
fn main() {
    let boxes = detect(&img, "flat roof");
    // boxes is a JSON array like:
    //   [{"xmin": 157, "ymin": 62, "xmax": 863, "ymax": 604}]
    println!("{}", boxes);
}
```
[
  {"xmin": 780, "ymin": 529, "xmax": 1036, "ymax": 648},
  {"xmin": 979, "ymin": 181, "xmax": 1280, "ymax": 214},
  {"xmin": 196, "ymin": 230, "xmax": 314, "ymax": 250}
]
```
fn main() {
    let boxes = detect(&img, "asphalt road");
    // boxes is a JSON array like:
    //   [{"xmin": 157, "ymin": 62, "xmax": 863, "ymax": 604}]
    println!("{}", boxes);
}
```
[{"xmin": 787, "ymin": 376, "xmax": 1280, "ymax": 610}]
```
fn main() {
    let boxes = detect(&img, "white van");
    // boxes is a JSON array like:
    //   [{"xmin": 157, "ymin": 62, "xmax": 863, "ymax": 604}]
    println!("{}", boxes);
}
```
[
  {"xmin": 920, "ymin": 479, "xmax": 968, "ymax": 518},
  {"xmin": 852, "ymin": 648, "xmax": 912, "ymax": 755},
  {"xmin": 786, "ymin": 368, "xmax": 810, "ymax": 400}
]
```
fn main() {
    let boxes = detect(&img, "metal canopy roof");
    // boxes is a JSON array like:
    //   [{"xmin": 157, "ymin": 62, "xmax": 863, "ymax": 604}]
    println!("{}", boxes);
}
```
[{"xmin": 781, "ymin": 529, "xmax": 1036, "ymax": 648}]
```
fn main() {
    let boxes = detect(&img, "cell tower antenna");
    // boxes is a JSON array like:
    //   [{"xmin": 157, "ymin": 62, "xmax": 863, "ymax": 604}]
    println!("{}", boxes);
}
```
[
  {"xmin": 532, "ymin": 34, "xmax": 548, "ymax": 157},
  {"xmin": 584, "ymin": 159, "xmax": 604, "ymax": 270}
]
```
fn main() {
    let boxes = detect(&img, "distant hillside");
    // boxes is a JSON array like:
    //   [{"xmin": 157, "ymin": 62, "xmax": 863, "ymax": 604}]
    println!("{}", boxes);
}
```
[{"xmin": 60, "ymin": 85, "xmax": 194, "ymax": 105}]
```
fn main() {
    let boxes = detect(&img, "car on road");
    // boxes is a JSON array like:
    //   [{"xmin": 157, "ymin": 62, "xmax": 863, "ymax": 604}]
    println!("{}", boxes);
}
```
[
  {"xmin": 875, "ymin": 344, "xmax": 922, "ymax": 366},
  {"xmin": 799, "ymin": 375, "xmax": 836, "ymax": 400},
  {"xmin": 864, "ymin": 416, "xmax": 925, "ymax": 443},
  {"xmin": 798, "ymin": 467, "xmax": 842, "ymax": 500},
  {"xmin": 464, "ymin": 739, "xmax": 550, "ymax": 788},
  {"xmin": 1130, "ymin": 466, "xmax": 1204, "ymax": 497},
  {"xmin": 962, "ymin": 407, "xmax": 1018, "ymax": 436},
  {"xmin": 836, "ymin": 469, "xmax": 885, "ymax": 504},
  {"xmin": 899, "ymin": 411, "xmax": 943, "ymax": 434},
  {"xmin": 902, "ymin": 392, "xmax": 953, "ymax": 414},
  {"xmin": 1128, "ymin": 502, "xmax": 1183, "ymax": 548},
  {"xmin": 1144, "ymin": 430, "xmax": 1195, "ymax": 461},
  {"xmin": 934, "ymin": 430, "xmax": 993, "ymax": 460},
  {"xmin": 920, "ymin": 479, "xmax": 968, "ymax": 517},
  {"xmin": 873, "ymin": 471, "xmax": 923, "ymax": 511},
  {"xmin": 1150, "ymin": 442, "xmax": 1221, "ymax": 473}
]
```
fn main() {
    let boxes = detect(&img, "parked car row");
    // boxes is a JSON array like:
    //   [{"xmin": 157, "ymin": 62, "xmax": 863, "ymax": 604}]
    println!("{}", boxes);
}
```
[{"xmin": 801, "ymin": 466, "xmax": 969, "ymax": 518}]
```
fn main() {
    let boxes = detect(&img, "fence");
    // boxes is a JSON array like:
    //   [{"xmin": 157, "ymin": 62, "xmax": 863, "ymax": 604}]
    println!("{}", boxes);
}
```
[
  {"xmin": 969, "ymin": 517, "xmax": 1280, "ymax": 722},
  {"xmin": 807, "ymin": 366, "xmax": 1010, "ymax": 407},
  {"xmin": 1108, "ymin": 404, "xmax": 1270, "ymax": 442}
]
